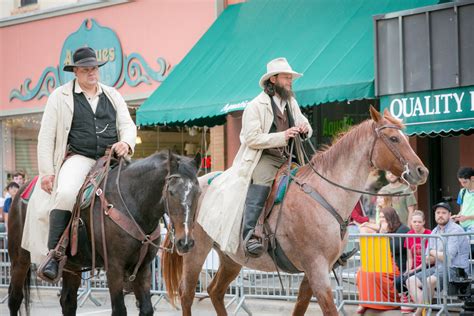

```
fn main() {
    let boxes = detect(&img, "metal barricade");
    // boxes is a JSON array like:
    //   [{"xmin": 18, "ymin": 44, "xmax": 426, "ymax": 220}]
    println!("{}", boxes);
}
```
[
  {"xmin": 1, "ymin": 230, "xmax": 472, "ymax": 315},
  {"xmin": 337, "ymin": 232, "xmax": 472, "ymax": 315}
]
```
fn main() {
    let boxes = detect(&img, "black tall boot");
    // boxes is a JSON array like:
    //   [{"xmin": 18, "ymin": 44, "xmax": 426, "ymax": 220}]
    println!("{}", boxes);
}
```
[
  {"xmin": 41, "ymin": 209, "xmax": 71, "ymax": 281},
  {"xmin": 243, "ymin": 184, "xmax": 271, "ymax": 258}
]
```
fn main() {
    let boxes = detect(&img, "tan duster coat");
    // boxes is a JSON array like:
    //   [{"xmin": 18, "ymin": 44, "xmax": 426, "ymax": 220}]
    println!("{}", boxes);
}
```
[
  {"xmin": 22, "ymin": 80, "xmax": 137, "ymax": 264},
  {"xmin": 197, "ymin": 92, "xmax": 312, "ymax": 254}
]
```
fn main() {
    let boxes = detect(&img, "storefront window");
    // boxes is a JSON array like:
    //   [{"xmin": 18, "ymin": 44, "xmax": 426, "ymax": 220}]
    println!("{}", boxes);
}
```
[
  {"xmin": 2, "ymin": 114, "xmax": 41, "ymax": 182},
  {"xmin": 135, "ymin": 125, "xmax": 211, "ymax": 172},
  {"xmin": 0, "ymin": 114, "xmax": 211, "ymax": 186}
]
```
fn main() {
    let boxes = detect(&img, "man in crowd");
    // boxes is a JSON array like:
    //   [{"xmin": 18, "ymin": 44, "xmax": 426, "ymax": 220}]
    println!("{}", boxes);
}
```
[
  {"xmin": 23, "ymin": 46, "xmax": 136, "ymax": 282},
  {"xmin": 406, "ymin": 202, "xmax": 470, "ymax": 316},
  {"xmin": 379, "ymin": 171, "xmax": 417, "ymax": 226},
  {"xmin": 13, "ymin": 171, "xmax": 26, "ymax": 187}
]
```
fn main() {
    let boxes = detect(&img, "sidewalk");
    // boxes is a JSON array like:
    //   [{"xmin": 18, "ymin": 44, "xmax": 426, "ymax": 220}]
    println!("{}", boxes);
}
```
[{"xmin": 0, "ymin": 288, "xmax": 368, "ymax": 315}]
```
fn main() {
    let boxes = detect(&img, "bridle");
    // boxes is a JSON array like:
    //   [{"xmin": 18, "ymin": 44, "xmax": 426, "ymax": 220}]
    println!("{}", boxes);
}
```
[
  {"xmin": 369, "ymin": 123, "xmax": 412, "ymax": 186},
  {"xmin": 96, "ymin": 159, "xmax": 189, "ymax": 281},
  {"xmin": 162, "ymin": 173, "xmax": 196, "ymax": 252},
  {"xmin": 300, "ymin": 122, "xmax": 413, "ymax": 197}
]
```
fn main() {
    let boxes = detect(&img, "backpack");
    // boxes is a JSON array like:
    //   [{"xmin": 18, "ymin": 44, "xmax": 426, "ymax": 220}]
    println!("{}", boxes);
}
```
[{"xmin": 460, "ymin": 188, "xmax": 467, "ymax": 205}]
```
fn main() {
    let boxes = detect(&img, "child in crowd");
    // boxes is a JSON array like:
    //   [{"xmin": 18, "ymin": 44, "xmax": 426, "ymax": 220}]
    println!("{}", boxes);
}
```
[{"xmin": 3, "ymin": 182, "xmax": 20, "ymax": 232}]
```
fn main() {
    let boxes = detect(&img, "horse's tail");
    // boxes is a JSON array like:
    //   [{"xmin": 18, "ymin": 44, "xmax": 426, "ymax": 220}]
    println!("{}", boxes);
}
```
[
  {"xmin": 161, "ymin": 232, "xmax": 183, "ymax": 307},
  {"xmin": 24, "ymin": 266, "xmax": 31, "ymax": 315}
]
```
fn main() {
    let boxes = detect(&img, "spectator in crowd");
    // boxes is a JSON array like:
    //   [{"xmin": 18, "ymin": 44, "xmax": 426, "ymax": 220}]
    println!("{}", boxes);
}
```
[
  {"xmin": 379, "ymin": 171, "xmax": 417, "ymax": 226},
  {"xmin": 349, "ymin": 199, "xmax": 369, "ymax": 229},
  {"xmin": 359, "ymin": 192, "xmax": 392, "ymax": 233},
  {"xmin": 0, "ymin": 188, "xmax": 5, "ymax": 233},
  {"xmin": 356, "ymin": 207, "xmax": 409, "ymax": 314},
  {"xmin": 13, "ymin": 171, "xmax": 26, "ymax": 187},
  {"xmin": 3, "ymin": 182, "xmax": 20, "ymax": 232},
  {"xmin": 406, "ymin": 202, "xmax": 470, "ymax": 316},
  {"xmin": 396, "ymin": 210, "xmax": 432, "ymax": 313},
  {"xmin": 452, "ymin": 166, "xmax": 474, "ymax": 231}
]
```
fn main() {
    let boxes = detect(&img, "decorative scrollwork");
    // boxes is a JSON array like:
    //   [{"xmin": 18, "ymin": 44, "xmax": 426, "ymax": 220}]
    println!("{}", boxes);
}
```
[
  {"xmin": 124, "ymin": 53, "xmax": 167, "ymax": 87},
  {"xmin": 9, "ymin": 67, "xmax": 60, "ymax": 101},
  {"xmin": 9, "ymin": 52, "xmax": 168, "ymax": 101}
]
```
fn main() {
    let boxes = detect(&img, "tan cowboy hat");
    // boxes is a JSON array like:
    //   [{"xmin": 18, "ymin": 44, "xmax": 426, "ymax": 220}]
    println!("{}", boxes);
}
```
[{"xmin": 259, "ymin": 57, "xmax": 302, "ymax": 89}]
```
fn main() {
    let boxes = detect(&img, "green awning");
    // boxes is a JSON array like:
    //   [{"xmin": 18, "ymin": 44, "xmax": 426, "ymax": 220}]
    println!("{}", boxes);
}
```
[
  {"xmin": 137, "ymin": 0, "xmax": 438, "ymax": 127},
  {"xmin": 380, "ymin": 86, "xmax": 474, "ymax": 136}
]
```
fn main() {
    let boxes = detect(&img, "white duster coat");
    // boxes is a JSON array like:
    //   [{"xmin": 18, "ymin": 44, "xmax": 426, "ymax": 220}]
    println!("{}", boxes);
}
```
[
  {"xmin": 197, "ymin": 92, "xmax": 312, "ymax": 253},
  {"xmin": 22, "ymin": 80, "xmax": 136, "ymax": 264}
]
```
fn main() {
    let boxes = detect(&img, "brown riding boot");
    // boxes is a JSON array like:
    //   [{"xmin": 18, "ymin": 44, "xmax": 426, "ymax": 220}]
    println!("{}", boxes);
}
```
[
  {"xmin": 39, "ymin": 209, "xmax": 71, "ymax": 281},
  {"xmin": 243, "ymin": 184, "xmax": 270, "ymax": 258}
]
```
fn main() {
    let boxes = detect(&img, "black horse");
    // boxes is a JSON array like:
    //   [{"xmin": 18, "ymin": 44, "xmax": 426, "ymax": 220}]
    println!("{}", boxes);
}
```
[{"xmin": 7, "ymin": 150, "xmax": 201, "ymax": 316}]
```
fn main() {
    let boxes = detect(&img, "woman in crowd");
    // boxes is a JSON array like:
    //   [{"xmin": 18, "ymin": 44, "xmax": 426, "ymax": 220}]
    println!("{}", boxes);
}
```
[
  {"xmin": 356, "ymin": 207, "xmax": 409, "ymax": 314},
  {"xmin": 359, "ymin": 192, "xmax": 392, "ymax": 233}
]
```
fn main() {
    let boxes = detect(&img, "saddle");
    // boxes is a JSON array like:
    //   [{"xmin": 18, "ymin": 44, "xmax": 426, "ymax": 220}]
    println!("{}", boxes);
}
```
[
  {"xmin": 37, "ymin": 153, "xmax": 117, "ymax": 282},
  {"xmin": 69, "ymin": 154, "xmax": 117, "ymax": 260}
]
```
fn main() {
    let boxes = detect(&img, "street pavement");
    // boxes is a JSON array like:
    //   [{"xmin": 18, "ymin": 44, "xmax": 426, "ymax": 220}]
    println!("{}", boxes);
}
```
[{"xmin": 0, "ymin": 288, "xmax": 369, "ymax": 315}]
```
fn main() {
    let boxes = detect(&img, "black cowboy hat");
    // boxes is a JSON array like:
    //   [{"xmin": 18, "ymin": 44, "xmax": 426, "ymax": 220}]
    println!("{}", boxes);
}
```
[
  {"xmin": 432, "ymin": 201, "xmax": 453, "ymax": 213},
  {"xmin": 63, "ymin": 47, "xmax": 107, "ymax": 72}
]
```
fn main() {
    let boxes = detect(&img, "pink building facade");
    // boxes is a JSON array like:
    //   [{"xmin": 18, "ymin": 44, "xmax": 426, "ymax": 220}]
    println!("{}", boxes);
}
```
[{"xmin": 0, "ymin": 0, "xmax": 226, "ymax": 188}]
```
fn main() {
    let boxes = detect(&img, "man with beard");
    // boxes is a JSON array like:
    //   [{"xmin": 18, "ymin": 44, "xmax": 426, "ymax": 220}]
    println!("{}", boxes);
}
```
[
  {"xmin": 240, "ymin": 57, "xmax": 312, "ymax": 257},
  {"xmin": 197, "ymin": 58, "xmax": 311, "ymax": 257},
  {"xmin": 406, "ymin": 202, "xmax": 469, "ymax": 316}
]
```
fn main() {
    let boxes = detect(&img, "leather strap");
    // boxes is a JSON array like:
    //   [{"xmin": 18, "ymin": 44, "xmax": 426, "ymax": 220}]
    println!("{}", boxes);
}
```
[
  {"xmin": 100, "ymin": 194, "xmax": 161, "ymax": 281},
  {"xmin": 292, "ymin": 176, "xmax": 349, "ymax": 240}
]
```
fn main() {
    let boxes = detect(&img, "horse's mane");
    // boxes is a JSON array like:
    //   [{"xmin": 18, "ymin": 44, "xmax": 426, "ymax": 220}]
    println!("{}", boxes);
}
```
[
  {"xmin": 124, "ymin": 150, "xmax": 168, "ymax": 175},
  {"xmin": 308, "ymin": 120, "xmax": 373, "ymax": 171},
  {"xmin": 124, "ymin": 150, "xmax": 197, "ymax": 178},
  {"xmin": 308, "ymin": 113, "xmax": 404, "ymax": 172}
]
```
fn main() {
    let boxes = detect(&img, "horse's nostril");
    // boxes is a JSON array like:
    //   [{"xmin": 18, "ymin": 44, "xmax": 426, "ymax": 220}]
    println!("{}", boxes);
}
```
[
  {"xmin": 417, "ymin": 166, "xmax": 427, "ymax": 177},
  {"xmin": 189, "ymin": 239, "xmax": 195, "ymax": 248}
]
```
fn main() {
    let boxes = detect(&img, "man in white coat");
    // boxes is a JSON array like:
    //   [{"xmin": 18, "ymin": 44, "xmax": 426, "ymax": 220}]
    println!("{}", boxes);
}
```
[
  {"xmin": 197, "ymin": 58, "xmax": 312, "ymax": 257},
  {"xmin": 29, "ymin": 47, "xmax": 136, "ymax": 281}
]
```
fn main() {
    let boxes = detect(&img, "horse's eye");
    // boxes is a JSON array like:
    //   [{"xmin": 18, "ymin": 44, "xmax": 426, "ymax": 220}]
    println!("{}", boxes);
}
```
[{"xmin": 389, "ymin": 136, "xmax": 399, "ymax": 143}]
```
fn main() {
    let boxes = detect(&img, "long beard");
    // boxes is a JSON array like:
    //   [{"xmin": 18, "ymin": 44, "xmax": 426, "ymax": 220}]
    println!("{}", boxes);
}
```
[{"xmin": 274, "ymin": 82, "xmax": 294, "ymax": 102}]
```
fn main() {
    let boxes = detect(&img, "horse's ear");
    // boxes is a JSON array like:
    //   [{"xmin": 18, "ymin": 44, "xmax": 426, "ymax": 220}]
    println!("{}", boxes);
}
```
[
  {"xmin": 369, "ymin": 105, "xmax": 382, "ymax": 122},
  {"xmin": 193, "ymin": 152, "xmax": 202, "ymax": 173},
  {"xmin": 167, "ymin": 149, "xmax": 178, "ymax": 174},
  {"xmin": 383, "ymin": 108, "xmax": 392, "ymax": 118}
]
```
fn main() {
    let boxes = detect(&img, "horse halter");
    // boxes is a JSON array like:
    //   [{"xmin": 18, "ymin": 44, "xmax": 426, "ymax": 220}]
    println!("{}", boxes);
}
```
[{"xmin": 369, "ymin": 123, "xmax": 412, "ymax": 184}]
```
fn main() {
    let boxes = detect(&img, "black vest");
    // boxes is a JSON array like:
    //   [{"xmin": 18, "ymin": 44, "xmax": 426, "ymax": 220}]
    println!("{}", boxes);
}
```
[
  {"xmin": 264, "ymin": 96, "xmax": 296, "ymax": 158},
  {"xmin": 68, "ymin": 83, "xmax": 118, "ymax": 159}
]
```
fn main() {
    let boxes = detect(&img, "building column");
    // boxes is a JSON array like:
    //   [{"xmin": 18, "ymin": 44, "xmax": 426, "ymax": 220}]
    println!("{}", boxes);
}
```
[{"xmin": 210, "ymin": 125, "xmax": 225, "ymax": 172}]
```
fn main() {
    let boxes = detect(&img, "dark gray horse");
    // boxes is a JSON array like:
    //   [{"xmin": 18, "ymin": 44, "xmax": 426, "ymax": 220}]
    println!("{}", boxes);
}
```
[{"xmin": 8, "ymin": 150, "xmax": 201, "ymax": 316}]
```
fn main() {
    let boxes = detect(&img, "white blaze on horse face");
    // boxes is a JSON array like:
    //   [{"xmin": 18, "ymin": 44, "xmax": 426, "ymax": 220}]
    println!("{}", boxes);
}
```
[{"xmin": 181, "ymin": 180, "xmax": 194, "ymax": 244}]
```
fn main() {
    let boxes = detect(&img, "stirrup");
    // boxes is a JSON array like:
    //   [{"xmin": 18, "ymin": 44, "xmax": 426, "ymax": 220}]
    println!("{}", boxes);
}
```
[
  {"xmin": 243, "ymin": 231, "xmax": 265, "ymax": 258},
  {"xmin": 37, "ymin": 250, "xmax": 67, "ymax": 283},
  {"xmin": 333, "ymin": 246, "xmax": 359, "ymax": 269}
]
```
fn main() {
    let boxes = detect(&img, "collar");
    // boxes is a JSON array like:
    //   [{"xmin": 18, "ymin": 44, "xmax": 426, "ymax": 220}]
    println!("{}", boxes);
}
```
[
  {"xmin": 437, "ymin": 219, "xmax": 454, "ymax": 233},
  {"xmin": 74, "ymin": 79, "xmax": 102, "ymax": 96}
]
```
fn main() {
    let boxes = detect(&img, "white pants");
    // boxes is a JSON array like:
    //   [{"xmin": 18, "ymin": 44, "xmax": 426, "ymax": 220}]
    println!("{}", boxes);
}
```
[{"xmin": 52, "ymin": 154, "xmax": 96, "ymax": 212}]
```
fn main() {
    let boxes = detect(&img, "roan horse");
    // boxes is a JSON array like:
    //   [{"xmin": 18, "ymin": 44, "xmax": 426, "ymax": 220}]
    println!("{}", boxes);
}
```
[
  {"xmin": 162, "ymin": 107, "xmax": 429, "ymax": 315},
  {"xmin": 7, "ymin": 150, "xmax": 201, "ymax": 316}
]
